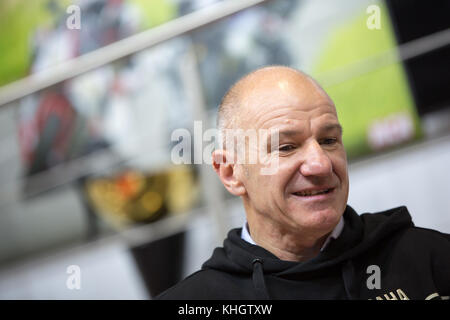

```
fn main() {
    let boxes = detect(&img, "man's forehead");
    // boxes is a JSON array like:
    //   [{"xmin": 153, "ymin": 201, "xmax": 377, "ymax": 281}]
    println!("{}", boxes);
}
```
[
  {"xmin": 275, "ymin": 122, "xmax": 343, "ymax": 137},
  {"xmin": 238, "ymin": 92, "xmax": 337, "ymax": 133},
  {"xmin": 237, "ymin": 70, "xmax": 334, "ymax": 118}
]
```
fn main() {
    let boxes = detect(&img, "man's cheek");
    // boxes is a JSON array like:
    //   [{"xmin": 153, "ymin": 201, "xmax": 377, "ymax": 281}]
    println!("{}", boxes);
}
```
[{"xmin": 332, "ymin": 156, "xmax": 347, "ymax": 174}]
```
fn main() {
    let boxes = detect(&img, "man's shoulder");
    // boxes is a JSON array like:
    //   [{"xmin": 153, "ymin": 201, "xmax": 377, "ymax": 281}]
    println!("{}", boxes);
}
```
[
  {"xmin": 155, "ymin": 268, "xmax": 249, "ymax": 300},
  {"xmin": 155, "ymin": 269, "xmax": 211, "ymax": 300},
  {"xmin": 392, "ymin": 224, "xmax": 450, "ymax": 257},
  {"xmin": 400, "ymin": 226, "xmax": 450, "ymax": 293},
  {"xmin": 357, "ymin": 205, "xmax": 450, "ymax": 247},
  {"xmin": 401, "ymin": 225, "xmax": 450, "ymax": 246}
]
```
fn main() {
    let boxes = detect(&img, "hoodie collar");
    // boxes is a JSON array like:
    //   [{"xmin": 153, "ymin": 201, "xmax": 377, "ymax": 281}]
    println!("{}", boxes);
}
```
[{"xmin": 202, "ymin": 204, "xmax": 414, "ymax": 275}]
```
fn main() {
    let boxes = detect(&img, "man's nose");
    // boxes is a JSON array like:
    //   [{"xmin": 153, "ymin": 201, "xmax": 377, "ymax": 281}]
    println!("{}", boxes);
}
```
[{"xmin": 299, "ymin": 140, "xmax": 332, "ymax": 177}]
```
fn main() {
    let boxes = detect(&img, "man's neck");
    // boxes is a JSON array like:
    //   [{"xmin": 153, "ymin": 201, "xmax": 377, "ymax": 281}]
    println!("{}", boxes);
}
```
[
  {"xmin": 254, "ymin": 232, "xmax": 328, "ymax": 262},
  {"xmin": 245, "ymin": 215, "xmax": 338, "ymax": 262}
]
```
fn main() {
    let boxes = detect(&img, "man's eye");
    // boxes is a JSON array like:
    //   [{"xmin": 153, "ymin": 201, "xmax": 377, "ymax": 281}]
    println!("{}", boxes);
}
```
[
  {"xmin": 320, "ymin": 138, "xmax": 338, "ymax": 145},
  {"xmin": 279, "ymin": 145, "xmax": 295, "ymax": 152}
]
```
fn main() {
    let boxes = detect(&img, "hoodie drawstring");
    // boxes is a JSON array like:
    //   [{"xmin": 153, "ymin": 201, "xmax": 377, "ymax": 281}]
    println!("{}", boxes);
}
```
[
  {"xmin": 342, "ymin": 259, "xmax": 357, "ymax": 299},
  {"xmin": 252, "ymin": 258, "xmax": 270, "ymax": 299}
]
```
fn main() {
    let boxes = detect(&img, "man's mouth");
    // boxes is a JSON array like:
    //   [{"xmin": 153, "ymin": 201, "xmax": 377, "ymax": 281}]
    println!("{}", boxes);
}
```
[{"xmin": 292, "ymin": 188, "xmax": 334, "ymax": 197}]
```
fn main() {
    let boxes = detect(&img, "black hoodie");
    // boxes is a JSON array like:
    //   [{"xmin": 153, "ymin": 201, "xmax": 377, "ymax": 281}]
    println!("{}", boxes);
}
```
[{"xmin": 157, "ymin": 205, "xmax": 450, "ymax": 300}]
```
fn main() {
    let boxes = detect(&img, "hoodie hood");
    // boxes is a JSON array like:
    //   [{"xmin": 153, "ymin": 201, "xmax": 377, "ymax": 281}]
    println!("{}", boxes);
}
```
[{"xmin": 202, "ymin": 205, "xmax": 414, "ymax": 299}]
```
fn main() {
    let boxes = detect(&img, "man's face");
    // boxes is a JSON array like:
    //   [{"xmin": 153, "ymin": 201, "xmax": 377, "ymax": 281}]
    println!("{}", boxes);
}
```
[{"xmin": 237, "ymin": 75, "xmax": 349, "ymax": 236}]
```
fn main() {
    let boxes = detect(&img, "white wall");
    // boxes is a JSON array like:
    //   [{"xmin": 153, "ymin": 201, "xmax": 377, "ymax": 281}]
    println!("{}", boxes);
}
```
[
  {"xmin": 347, "ymin": 135, "xmax": 450, "ymax": 233},
  {"xmin": 0, "ymin": 239, "xmax": 149, "ymax": 299}
]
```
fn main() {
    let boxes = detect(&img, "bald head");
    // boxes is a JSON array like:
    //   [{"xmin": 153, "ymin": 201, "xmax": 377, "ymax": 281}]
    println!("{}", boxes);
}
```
[{"xmin": 217, "ymin": 66, "xmax": 333, "ymax": 135}]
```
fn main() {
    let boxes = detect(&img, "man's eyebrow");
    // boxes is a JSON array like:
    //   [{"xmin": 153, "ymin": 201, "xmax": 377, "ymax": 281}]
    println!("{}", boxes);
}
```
[
  {"xmin": 266, "ymin": 124, "xmax": 343, "ymax": 143},
  {"xmin": 319, "ymin": 123, "xmax": 343, "ymax": 135},
  {"xmin": 278, "ymin": 130, "xmax": 304, "ymax": 137},
  {"xmin": 265, "ymin": 129, "xmax": 303, "ymax": 144},
  {"xmin": 274, "ymin": 124, "xmax": 343, "ymax": 137}
]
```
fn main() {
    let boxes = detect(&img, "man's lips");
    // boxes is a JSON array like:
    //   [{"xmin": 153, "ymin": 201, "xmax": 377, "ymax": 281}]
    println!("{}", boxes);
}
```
[{"xmin": 291, "ymin": 187, "xmax": 336, "ymax": 199}]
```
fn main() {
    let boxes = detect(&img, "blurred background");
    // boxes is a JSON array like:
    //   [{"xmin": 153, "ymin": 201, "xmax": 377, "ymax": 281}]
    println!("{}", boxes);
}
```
[{"xmin": 0, "ymin": 0, "xmax": 449, "ymax": 299}]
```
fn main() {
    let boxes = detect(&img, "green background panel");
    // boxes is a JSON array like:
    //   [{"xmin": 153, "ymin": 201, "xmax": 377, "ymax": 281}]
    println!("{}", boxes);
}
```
[{"xmin": 313, "ymin": 1, "xmax": 422, "ymax": 159}]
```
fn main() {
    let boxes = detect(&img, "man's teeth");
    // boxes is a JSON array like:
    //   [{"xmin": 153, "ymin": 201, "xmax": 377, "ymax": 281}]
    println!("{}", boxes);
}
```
[{"xmin": 294, "ymin": 189, "xmax": 330, "ymax": 196}]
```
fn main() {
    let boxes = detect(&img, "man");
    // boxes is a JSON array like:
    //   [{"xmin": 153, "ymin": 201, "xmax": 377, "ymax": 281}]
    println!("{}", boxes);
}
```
[{"xmin": 157, "ymin": 66, "xmax": 450, "ymax": 300}]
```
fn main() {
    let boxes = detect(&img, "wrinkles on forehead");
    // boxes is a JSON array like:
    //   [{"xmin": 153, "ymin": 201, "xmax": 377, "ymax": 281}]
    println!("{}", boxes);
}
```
[{"xmin": 251, "ymin": 105, "xmax": 338, "ymax": 131}]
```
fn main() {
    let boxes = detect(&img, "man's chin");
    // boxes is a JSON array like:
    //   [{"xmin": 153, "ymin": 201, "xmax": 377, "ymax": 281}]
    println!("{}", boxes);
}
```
[{"xmin": 288, "ymin": 205, "xmax": 342, "ymax": 231}]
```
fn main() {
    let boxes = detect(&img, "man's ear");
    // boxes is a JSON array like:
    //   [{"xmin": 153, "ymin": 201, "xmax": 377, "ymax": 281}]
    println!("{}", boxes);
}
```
[{"xmin": 212, "ymin": 149, "xmax": 246, "ymax": 196}]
